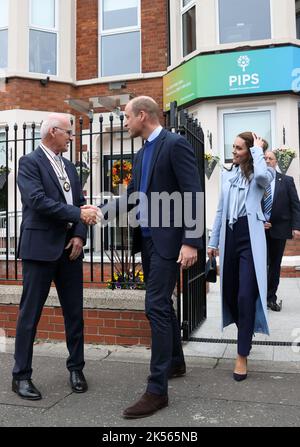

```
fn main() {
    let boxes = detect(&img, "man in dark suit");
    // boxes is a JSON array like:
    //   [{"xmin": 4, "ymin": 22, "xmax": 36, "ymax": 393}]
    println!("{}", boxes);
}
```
[
  {"xmin": 12, "ymin": 113, "xmax": 98, "ymax": 400},
  {"xmin": 84, "ymin": 96, "xmax": 203, "ymax": 418},
  {"xmin": 264, "ymin": 150, "xmax": 300, "ymax": 311}
]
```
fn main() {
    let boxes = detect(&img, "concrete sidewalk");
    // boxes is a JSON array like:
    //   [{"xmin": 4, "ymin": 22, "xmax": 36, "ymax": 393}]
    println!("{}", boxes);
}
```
[
  {"xmin": 1, "ymin": 338, "xmax": 300, "ymax": 427},
  {"xmin": 0, "ymin": 277, "xmax": 299, "ymax": 427}
]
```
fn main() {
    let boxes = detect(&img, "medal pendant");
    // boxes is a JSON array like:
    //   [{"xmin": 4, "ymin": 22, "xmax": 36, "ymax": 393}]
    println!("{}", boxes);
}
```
[{"xmin": 63, "ymin": 182, "xmax": 71, "ymax": 192}]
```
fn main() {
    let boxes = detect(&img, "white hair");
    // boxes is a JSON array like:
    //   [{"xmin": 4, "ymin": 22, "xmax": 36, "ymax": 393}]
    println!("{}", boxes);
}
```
[{"xmin": 40, "ymin": 113, "xmax": 71, "ymax": 139}]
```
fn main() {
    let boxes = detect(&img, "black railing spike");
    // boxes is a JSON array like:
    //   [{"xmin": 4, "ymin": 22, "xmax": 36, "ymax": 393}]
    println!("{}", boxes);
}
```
[
  {"xmin": 79, "ymin": 116, "xmax": 83, "ymax": 124},
  {"xmin": 5, "ymin": 124, "xmax": 9, "ymax": 131},
  {"xmin": 119, "ymin": 112, "xmax": 124, "ymax": 121},
  {"xmin": 99, "ymin": 114, "xmax": 103, "ymax": 123},
  {"xmin": 23, "ymin": 122, "xmax": 27, "ymax": 129},
  {"xmin": 109, "ymin": 113, "xmax": 114, "ymax": 122},
  {"xmin": 32, "ymin": 122, "xmax": 36, "ymax": 129},
  {"xmin": 14, "ymin": 123, "xmax": 18, "ymax": 130}
]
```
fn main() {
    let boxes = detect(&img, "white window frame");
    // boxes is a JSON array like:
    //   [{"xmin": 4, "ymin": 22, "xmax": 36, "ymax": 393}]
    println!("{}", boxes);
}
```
[
  {"xmin": 216, "ymin": 0, "xmax": 273, "ymax": 45},
  {"xmin": 98, "ymin": 0, "xmax": 141, "ymax": 77},
  {"xmin": 0, "ymin": 0, "xmax": 9, "ymax": 70},
  {"xmin": 29, "ymin": 0, "xmax": 59, "ymax": 76},
  {"xmin": 181, "ymin": 0, "xmax": 196, "ymax": 58},
  {"xmin": 218, "ymin": 104, "xmax": 276, "ymax": 164}
]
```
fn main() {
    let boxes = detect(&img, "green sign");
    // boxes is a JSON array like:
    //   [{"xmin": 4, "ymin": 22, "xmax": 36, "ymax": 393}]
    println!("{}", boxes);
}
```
[{"xmin": 163, "ymin": 46, "xmax": 300, "ymax": 111}]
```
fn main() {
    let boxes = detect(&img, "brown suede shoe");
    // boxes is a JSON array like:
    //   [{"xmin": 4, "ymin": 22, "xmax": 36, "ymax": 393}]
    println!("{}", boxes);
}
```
[{"xmin": 123, "ymin": 392, "xmax": 168, "ymax": 419}]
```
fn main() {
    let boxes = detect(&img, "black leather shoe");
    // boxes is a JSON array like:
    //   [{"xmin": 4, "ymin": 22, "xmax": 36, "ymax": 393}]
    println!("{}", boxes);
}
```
[
  {"xmin": 69, "ymin": 370, "xmax": 88, "ymax": 393},
  {"xmin": 12, "ymin": 379, "xmax": 42, "ymax": 400},
  {"xmin": 168, "ymin": 363, "xmax": 186, "ymax": 379},
  {"xmin": 267, "ymin": 301, "xmax": 282, "ymax": 312},
  {"xmin": 233, "ymin": 372, "xmax": 247, "ymax": 382}
]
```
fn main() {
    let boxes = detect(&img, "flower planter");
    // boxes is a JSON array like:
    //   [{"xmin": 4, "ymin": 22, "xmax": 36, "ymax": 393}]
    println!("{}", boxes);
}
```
[
  {"xmin": 277, "ymin": 155, "xmax": 294, "ymax": 174},
  {"xmin": 205, "ymin": 158, "xmax": 218, "ymax": 179}
]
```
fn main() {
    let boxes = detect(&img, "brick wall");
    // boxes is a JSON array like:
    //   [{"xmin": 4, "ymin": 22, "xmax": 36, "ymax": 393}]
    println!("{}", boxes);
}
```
[
  {"xmin": 141, "ymin": 0, "xmax": 168, "ymax": 73},
  {"xmin": 0, "ymin": 305, "xmax": 151, "ymax": 346},
  {"xmin": 284, "ymin": 238, "xmax": 300, "ymax": 256},
  {"xmin": 76, "ymin": 0, "xmax": 168, "ymax": 81},
  {"xmin": 76, "ymin": 0, "xmax": 98, "ymax": 81}
]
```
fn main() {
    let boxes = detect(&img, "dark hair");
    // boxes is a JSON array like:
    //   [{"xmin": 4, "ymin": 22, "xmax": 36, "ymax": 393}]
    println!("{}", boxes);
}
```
[{"xmin": 236, "ymin": 132, "xmax": 254, "ymax": 180}]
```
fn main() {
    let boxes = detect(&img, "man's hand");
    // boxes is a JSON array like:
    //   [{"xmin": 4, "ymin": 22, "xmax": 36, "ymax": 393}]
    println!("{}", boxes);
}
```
[
  {"xmin": 264, "ymin": 222, "xmax": 272, "ymax": 230},
  {"xmin": 293, "ymin": 229, "xmax": 300, "ymax": 239},
  {"xmin": 65, "ymin": 237, "xmax": 83, "ymax": 261},
  {"xmin": 177, "ymin": 245, "xmax": 198, "ymax": 269},
  {"xmin": 80, "ymin": 205, "xmax": 101, "ymax": 225}
]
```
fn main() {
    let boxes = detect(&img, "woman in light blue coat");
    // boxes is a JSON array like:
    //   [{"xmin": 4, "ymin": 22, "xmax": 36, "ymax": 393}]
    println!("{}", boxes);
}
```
[{"xmin": 208, "ymin": 132, "xmax": 275, "ymax": 381}]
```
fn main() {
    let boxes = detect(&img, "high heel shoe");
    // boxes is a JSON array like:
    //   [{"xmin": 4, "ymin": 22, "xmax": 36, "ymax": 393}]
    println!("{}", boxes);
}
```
[
  {"xmin": 233, "ymin": 372, "xmax": 247, "ymax": 381},
  {"xmin": 233, "ymin": 357, "xmax": 247, "ymax": 381}
]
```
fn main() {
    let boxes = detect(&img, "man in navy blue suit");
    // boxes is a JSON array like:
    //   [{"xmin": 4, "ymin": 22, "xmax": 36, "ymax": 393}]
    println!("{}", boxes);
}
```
[
  {"xmin": 84, "ymin": 96, "xmax": 203, "ymax": 418},
  {"xmin": 264, "ymin": 150, "xmax": 300, "ymax": 311},
  {"xmin": 12, "ymin": 113, "xmax": 98, "ymax": 400}
]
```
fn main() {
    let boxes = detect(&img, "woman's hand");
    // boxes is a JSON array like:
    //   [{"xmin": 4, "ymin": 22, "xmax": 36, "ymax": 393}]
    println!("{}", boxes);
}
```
[
  {"xmin": 207, "ymin": 248, "xmax": 217, "ymax": 259},
  {"xmin": 252, "ymin": 133, "xmax": 264, "ymax": 149}
]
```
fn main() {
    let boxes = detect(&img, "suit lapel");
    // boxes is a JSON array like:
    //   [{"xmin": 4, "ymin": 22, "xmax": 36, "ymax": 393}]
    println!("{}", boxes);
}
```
[
  {"xmin": 36, "ymin": 147, "xmax": 66, "ymax": 200},
  {"xmin": 271, "ymin": 172, "xmax": 282, "ymax": 210},
  {"xmin": 135, "ymin": 148, "xmax": 144, "ymax": 191},
  {"xmin": 145, "ymin": 129, "xmax": 166, "ymax": 192}
]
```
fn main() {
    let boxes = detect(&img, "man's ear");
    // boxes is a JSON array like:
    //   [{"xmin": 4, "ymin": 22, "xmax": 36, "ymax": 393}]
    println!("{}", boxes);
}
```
[{"xmin": 49, "ymin": 127, "xmax": 56, "ymax": 138}]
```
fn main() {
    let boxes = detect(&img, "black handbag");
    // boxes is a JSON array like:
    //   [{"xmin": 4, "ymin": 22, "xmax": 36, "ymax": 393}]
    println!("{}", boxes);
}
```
[{"xmin": 205, "ymin": 256, "xmax": 217, "ymax": 283}]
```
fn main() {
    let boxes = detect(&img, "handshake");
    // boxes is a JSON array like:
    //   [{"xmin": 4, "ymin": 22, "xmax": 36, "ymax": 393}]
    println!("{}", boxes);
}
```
[{"xmin": 80, "ymin": 205, "xmax": 103, "ymax": 225}]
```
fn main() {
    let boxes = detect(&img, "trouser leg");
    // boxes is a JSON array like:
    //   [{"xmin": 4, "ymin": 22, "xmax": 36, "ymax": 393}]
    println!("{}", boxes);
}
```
[
  {"xmin": 142, "ymin": 237, "xmax": 180, "ymax": 395},
  {"xmin": 54, "ymin": 250, "xmax": 85, "ymax": 372},
  {"xmin": 13, "ymin": 260, "xmax": 54, "ymax": 379}
]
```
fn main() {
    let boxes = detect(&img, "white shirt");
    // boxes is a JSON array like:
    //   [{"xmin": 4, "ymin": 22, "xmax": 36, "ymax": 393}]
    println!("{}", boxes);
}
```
[{"xmin": 40, "ymin": 144, "xmax": 73, "ymax": 206}]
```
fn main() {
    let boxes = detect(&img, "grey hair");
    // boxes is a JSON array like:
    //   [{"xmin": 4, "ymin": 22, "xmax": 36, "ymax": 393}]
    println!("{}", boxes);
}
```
[{"xmin": 40, "ymin": 114, "xmax": 71, "ymax": 139}]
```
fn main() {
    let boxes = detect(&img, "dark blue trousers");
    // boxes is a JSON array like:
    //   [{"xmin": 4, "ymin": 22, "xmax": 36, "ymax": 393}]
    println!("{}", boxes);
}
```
[
  {"xmin": 223, "ymin": 217, "xmax": 259, "ymax": 357},
  {"xmin": 13, "ymin": 248, "xmax": 85, "ymax": 379},
  {"xmin": 142, "ymin": 237, "xmax": 185, "ymax": 396},
  {"xmin": 266, "ymin": 232, "xmax": 286, "ymax": 304}
]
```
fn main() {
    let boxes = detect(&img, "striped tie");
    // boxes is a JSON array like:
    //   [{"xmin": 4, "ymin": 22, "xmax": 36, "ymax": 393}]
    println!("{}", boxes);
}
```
[{"xmin": 264, "ymin": 184, "xmax": 272, "ymax": 215}]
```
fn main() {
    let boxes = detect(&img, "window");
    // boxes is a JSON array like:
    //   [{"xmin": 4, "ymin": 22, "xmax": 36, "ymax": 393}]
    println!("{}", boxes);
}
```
[
  {"xmin": 181, "ymin": 0, "xmax": 196, "ymax": 57},
  {"xmin": 26, "ymin": 127, "xmax": 41, "ymax": 154},
  {"xmin": 103, "ymin": 154, "xmax": 133, "ymax": 250},
  {"xmin": 0, "ymin": 131, "xmax": 6, "ymax": 166},
  {"xmin": 100, "ymin": 0, "xmax": 141, "ymax": 77},
  {"xmin": 29, "ymin": 0, "xmax": 57, "ymax": 75},
  {"xmin": 0, "ymin": 0, "xmax": 8, "ymax": 69},
  {"xmin": 218, "ymin": 0, "xmax": 271, "ymax": 44},
  {"xmin": 219, "ymin": 107, "xmax": 274, "ymax": 163}
]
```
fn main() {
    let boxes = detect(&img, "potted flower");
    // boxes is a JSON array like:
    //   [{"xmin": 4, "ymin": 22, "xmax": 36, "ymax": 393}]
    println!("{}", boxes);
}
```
[
  {"xmin": 0, "ymin": 165, "xmax": 10, "ymax": 190},
  {"xmin": 75, "ymin": 161, "xmax": 90, "ymax": 188},
  {"xmin": 108, "ymin": 159, "xmax": 132, "ymax": 194},
  {"xmin": 204, "ymin": 153, "xmax": 220, "ymax": 179},
  {"xmin": 273, "ymin": 148, "xmax": 296, "ymax": 174}
]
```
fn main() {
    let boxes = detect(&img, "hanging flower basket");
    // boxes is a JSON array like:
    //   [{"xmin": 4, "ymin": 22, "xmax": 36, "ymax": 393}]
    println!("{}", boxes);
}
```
[
  {"xmin": 75, "ymin": 161, "xmax": 90, "ymax": 188},
  {"xmin": 204, "ymin": 154, "xmax": 220, "ymax": 179},
  {"xmin": 273, "ymin": 148, "xmax": 296, "ymax": 174},
  {"xmin": 0, "ymin": 166, "xmax": 10, "ymax": 190}
]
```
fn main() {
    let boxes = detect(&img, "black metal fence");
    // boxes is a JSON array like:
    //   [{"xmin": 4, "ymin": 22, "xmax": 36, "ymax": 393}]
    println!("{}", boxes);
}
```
[{"xmin": 0, "ymin": 112, "xmax": 206, "ymax": 337}]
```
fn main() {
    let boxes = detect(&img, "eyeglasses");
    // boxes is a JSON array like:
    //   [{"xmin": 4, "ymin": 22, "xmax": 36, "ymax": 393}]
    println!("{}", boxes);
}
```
[{"xmin": 54, "ymin": 127, "xmax": 73, "ymax": 136}]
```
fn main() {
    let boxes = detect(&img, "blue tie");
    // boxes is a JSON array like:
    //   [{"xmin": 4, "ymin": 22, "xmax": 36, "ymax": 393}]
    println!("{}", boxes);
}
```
[{"xmin": 264, "ymin": 184, "xmax": 272, "ymax": 215}]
